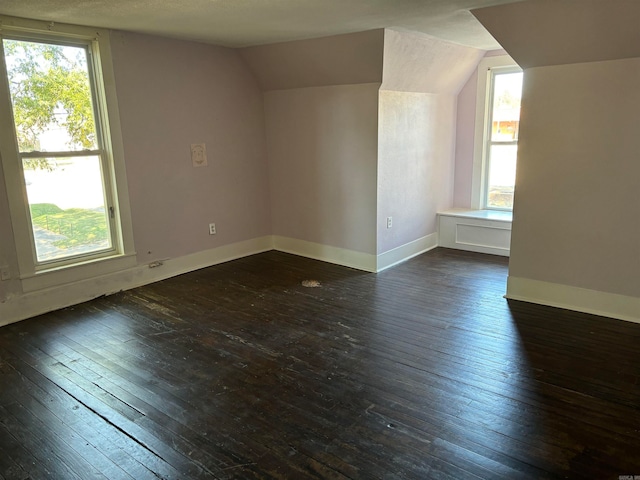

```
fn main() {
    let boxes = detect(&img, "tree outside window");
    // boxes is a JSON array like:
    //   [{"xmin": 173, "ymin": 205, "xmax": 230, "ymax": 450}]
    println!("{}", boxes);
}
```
[{"xmin": 3, "ymin": 38, "xmax": 114, "ymax": 263}]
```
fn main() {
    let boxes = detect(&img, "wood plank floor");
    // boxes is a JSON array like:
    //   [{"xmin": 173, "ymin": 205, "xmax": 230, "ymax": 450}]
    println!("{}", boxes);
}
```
[{"xmin": 1, "ymin": 248, "xmax": 639, "ymax": 479}]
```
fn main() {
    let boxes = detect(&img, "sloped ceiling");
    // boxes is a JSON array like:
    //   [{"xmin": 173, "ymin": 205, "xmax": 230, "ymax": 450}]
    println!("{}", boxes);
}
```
[
  {"xmin": 240, "ymin": 30, "xmax": 385, "ymax": 91},
  {"xmin": 472, "ymin": 0, "xmax": 640, "ymax": 68},
  {"xmin": 240, "ymin": 29, "xmax": 483, "ymax": 93},
  {"xmin": 0, "ymin": 0, "xmax": 523, "ymax": 49}
]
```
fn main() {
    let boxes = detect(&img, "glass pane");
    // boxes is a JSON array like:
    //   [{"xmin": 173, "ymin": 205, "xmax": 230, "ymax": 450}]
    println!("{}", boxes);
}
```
[
  {"xmin": 487, "ymin": 144, "xmax": 517, "ymax": 209},
  {"xmin": 491, "ymin": 71, "xmax": 522, "ymax": 142},
  {"xmin": 3, "ymin": 39, "xmax": 98, "ymax": 152},
  {"xmin": 23, "ymin": 157, "xmax": 112, "ymax": 262}
]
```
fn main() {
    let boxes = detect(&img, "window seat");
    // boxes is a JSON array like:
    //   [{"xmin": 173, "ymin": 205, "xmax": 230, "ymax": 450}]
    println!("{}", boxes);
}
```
[{"xmin": 437, "ymin": 209, "xmax": 512, "ymax": 257}]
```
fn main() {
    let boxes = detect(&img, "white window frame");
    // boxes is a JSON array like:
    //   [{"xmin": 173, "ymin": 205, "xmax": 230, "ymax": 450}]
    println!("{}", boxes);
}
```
[
  {"xmin": 471, "ymin": 54, "xmax": 522, "ymax": 211},
  {"xmin": 0, "ymin": 16, "xmax": 136, "ymax": 292}
]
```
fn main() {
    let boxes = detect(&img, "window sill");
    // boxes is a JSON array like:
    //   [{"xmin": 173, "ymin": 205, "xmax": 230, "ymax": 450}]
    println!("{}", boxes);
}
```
[
  {"xmin": 437, "ymin": 208, "xmax": 512, "ymax": 223},
  {"xmin": 20, "ymin": 252, "xmax": 138, "ymax": 293}
]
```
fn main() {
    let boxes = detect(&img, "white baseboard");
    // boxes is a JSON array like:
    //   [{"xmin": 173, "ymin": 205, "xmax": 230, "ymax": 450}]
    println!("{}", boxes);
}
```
[
  {"xmin": 0, "ymin": 236, "xmax": 273, "ymax": 327},
  {"xmin": 273, "ymin": 234, "xmax": 439, "ymax": 273},
  {"xmin": 506, "ymin": 276, "xmax": 640, "ymax": 324},
  {"xmin": 272, "ymin": 236, "xmax": 377, "ymax": 272},
  {"xmin": 376, "ymin": 233, "xmax": 438, "ymax": 272}
]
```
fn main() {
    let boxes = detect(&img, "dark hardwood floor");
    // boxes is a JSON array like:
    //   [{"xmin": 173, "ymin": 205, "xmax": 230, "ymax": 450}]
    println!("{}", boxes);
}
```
[{"xmin": 1, "ymin": 248, "xmax": 639, "ymax": 479}]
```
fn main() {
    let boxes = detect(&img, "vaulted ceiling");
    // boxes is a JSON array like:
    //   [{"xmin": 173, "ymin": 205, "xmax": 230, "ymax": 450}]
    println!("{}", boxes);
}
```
[{"xmin": 0, "ymin": 0, "xmax": 523, "ymax": 49}]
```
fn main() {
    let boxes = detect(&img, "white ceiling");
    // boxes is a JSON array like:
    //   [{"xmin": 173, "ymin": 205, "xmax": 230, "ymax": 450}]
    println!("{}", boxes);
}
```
[{"xmin": 0, "ymin": 0, "xmax": 522, "ymax": 50}]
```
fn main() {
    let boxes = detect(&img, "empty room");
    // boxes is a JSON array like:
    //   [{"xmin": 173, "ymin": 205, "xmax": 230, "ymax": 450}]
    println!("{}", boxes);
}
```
[{"xmin": 0, "ymin": 0, "xmax": 639, "ymax": 478}]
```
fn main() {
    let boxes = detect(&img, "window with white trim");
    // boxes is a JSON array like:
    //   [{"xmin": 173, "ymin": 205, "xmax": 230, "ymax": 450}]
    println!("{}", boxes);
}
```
[
  {"xmin": 471, "ymin": 55, "xmax": 523, "ymax": 211},
  {"xmin": 0, "ymin": 16, "xmax": 135, "ymax": 286}
]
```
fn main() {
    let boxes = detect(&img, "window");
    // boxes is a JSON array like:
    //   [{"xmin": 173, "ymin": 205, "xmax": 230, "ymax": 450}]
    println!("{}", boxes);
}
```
[
  {"xmin": 471, "ymin": 55, "xmax": 523, "ymax": 211},
  {"xmin": 0, "ymin": 16, "xmax": 134, "ymax": 288}
]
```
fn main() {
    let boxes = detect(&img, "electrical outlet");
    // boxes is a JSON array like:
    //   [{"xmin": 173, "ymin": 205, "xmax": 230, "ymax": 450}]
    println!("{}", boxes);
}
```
[
  {"xmin": 386, "ymin": 217, "xmax": 393, "ymax": 229},
  {"xmin": 209, "ymin": 223, "xmax": 216, "ymax": 235},
  {"xmin": 0, "ymin": 266, "xmax": 10, "ymax": 281}
]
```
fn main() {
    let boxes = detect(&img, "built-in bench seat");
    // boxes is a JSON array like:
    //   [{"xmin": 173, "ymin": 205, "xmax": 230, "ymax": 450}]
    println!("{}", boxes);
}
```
[{"xmin": 437, "ymin": 209, "xmax": 512, "ymax": 256}]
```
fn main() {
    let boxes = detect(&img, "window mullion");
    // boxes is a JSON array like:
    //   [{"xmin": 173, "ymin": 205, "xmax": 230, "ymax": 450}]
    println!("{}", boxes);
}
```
[{"xmin": 19, "ymin": 149, "xmax": 103, "ymax": 159}]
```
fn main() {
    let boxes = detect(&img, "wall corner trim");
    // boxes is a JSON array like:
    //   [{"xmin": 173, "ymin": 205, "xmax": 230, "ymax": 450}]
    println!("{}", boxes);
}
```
[
  {"xmin": 376, "ymin": 233, "xmax": 438, "ymax": 272},
  {"xmin": 506, "ymin": 276, "xmax": 640, "ymax": 324}
]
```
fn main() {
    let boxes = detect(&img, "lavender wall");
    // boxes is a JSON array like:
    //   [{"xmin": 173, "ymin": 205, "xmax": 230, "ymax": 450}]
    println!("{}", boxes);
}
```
[
  {"xmin": 110, "ymin": 32, "xmax": 271, "ymax": 264},
  {"xmin": 452, "ymin": 68, "xmax": 478, "ymax": 208},
  {"xmin": 509, "ymin": 57, "xmax": 640, "ymax": 297},
  {"xmin": 377, "ymin": 91, "xmax": 456, "ymax": 253},
  {"xmin": 265, "ymin": 84, "xmax": 379, "ymax": 254}
]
